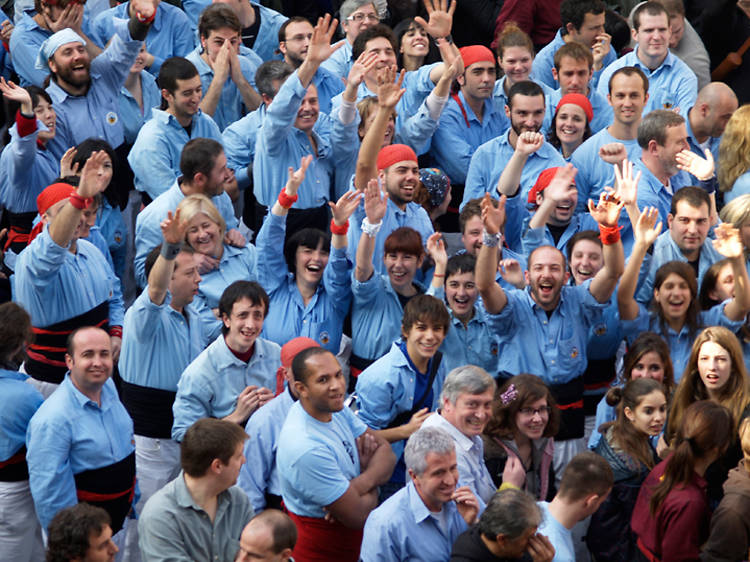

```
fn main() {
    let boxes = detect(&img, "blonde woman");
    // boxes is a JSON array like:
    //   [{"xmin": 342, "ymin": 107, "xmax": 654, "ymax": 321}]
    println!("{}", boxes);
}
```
[{"xmin": 719, "ymin": 104, "xmax": 750, "ymax": 204}]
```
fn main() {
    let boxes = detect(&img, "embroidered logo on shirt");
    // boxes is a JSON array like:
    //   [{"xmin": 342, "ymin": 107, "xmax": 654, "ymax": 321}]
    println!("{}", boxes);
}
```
[
  {"xmin": 593, "ymin": 323, "xmax": 607, "ymax": 336},
  {"xmin": 106, "ymin": 111, "xmax": 118, "ymax": 125},
  {"xmin": 570, "ymin": 347, "xmax": 578, "ymax": 359},
  {"xmin": 319, "ymin": 331, "xmax": 330, "ymax": 345},
  {"xmin": 490, "ymin": 342, "xmax": 499, "ymax": 355}
]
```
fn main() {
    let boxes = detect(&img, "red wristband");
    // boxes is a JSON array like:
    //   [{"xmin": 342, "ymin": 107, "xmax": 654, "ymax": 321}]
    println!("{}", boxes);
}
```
[
  {"xmin": 599, "ymin": 224, "xmax": 621, "ymax": 245},
  {"xmin": 109, "ymin": 326, "xmax": 123, "ymax": 339},
  {"xmin": 330, "ymin": 218, "xmax": 349, "ymax": 235},
  {"xmin": 69, "ymin": 192, "xmax": 93, "ymax": 210},
  {"xmin": 277, "ymin": 189, "xmax": 298, "ymax": 209},
  {"xmin": 136, "ymin": 10, "xmax": 156, "ymax": 24}
]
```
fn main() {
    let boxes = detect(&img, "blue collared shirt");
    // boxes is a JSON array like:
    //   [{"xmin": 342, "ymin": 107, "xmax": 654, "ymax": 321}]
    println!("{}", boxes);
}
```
[
  {"xmin": 194, "ymin": 244, "xmax": 258, "ymax": 310},
  {"xmin": 596, "ymin": 47, "xmax": 698, "ymax": 115},
  {"xmin": 462, "ymin": 129, "xmax": 565, "ymax": 207},
  {"xmin": 119, "ymin": 70, "xmax": 161, "ymax": 145},
  {"xmin": 683, "ymin": 106, "xmax": 722, "ymax": 184},
  {"xmin": 128, "ymin": 108, "xmax": 223, "ymax": 200},
  {"xmin": 276, "ymin": 401, "xmax": 366, "ymax": 518},
  {"xmin": 120, "ymin": 290, "xmax": 208, "ymax": 391},
  {"xmin": 91, "ymin": 1, "xmax": 193, "ymax": 75},
  {"xmin": 521, "ymin": 213, "xmax": 600, "ymax": 257},
  {"xmin": 538, "ymin": 501, "xmax": 575, "ymax": 562},
  {"xmin": 547, "ymin": 87, "xmax": 613, "ymax": 134},
  {"xmin": 134, "ymin": 180, "xmax": 238, "ymax": 288},
  {"xmin": 185, "ymin": 47, "xmax": 260, "ymax": 131},
  {"xmin": 494, "ymin": 281, "xmax": 607, "ymax": 385},
  {"xmin": 222, "ymin": 104, "xmax": 266, "ymax": 189},
  {"xmin": 14, "ymin": 227, "xmax": 124, "ymax": 327},
  {"xmin": 634, "ymin": 158, "xmax": 691, "ymax": 236},
  {"xmin": 94, "ymin": 197, "xmax": 127, "ymax": 280},
  {"xmin": 0, "ymin": 370, "xmax": 43, "ymax": 462},
  {"xmin": 726, "ymin": 171, "xmax": 750, "ymax": 204},
  {"xmin": 171, "ymin": 335, "xmax": 281, "ymax": 442},
  {"xmin": 360, "ymin": 480, "xmax": 468, "ymax": 562},
  {"xmin": 255, "ymin": 212, "xmax": 352, "ymax": 354},
  {"xmin": 26, "ymin": 375, "xmax": 134, "ymax": 530},
  {"xmin": 320, "ymin": 39, "xmax": 352, "ymax": 79},
  {"xmin": 238, "ymin": 387, "xmax": 295, "ymax": 512},
  {"xmin": 356, "ymin": 342, "xmax": 447, "ymax": 459},
  {"xmin": 311, "ymin": 66, "xmax": 344, "ymax": 116},
  {"xmin": 429, "ymin": 90, "xmax": 509, "ymax": 185}
]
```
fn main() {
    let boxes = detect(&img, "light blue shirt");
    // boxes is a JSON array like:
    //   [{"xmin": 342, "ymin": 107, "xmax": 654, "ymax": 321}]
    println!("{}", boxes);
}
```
[
  {"xmin": 633, "ymin": 158, "xmax": 692, "ymax": 236},
  {"xmin": 356, "ymin": 342, "xmax": 447, "ymax": 459},
  {"xmin": 360, "ymin": 480, "xmax": 468, "ymax": 562},
  {"xmin": 128, "ymin": 108, "xmax": 223, "ymax": 200},
  {"xmin": 276, "ymin": 401, "xmax": 366, "ymax": 518},
  {"xmin": 537, "ymin": 500, "xmax": 575, "ymax": 562},
  {"xmin": 120, "ymin": 290, "xmax": 208, "ymax": 391},
  {"xmin": 683, "ymin": 106, "xmax": 722, "ymax": 184},
  {"xmin": 194, "ymin": 244, "xmax": 258, "ymax": 310},
  {"xmin": 320, "ymin": 39, "xmax": 352, "ymax": 79},
  {"xmin": 185, "ymin": 47, "xmax": 260, "ymax": 131},
  {"xmin": 596, "ymin": 47, "xmax": 698, "ymax": 115},
  {"xmin": 310, "ymin": 66, "xmax": 344, "ymax": 116},
  {"xmin": 726, "ymin": 171, "xmax": 750, "ymax": 204},
  {"xmin": 462, "ymin": 129, "xmax": 565, "ymax": 207},
  {"xmin": 95, "ymin": 197, "xmax": 128, "ymax": 280},
  {"xmin": 26, "ymin": 376, "xmax": 134, "ymax": 530},
  {"xmin": 494, "ymin": 281, "xmax": 606, "ymax": 385},
  {"xmin": 255, "ymin": 212, "xmax": 352, "ymax": 354},
  {"xmin": 530, "ymin": 29, "xmax": 616, "ymax": 90},
  {"xmin": 547, "ymin": 87, "xmax": 613, "ymax": 134},
  {"xmin": 238, "ymin": 387, "xmax": 295, "ymax": 512},
  {"xmin": 490, "ymin": 76, "xmax": 554, "ymax": 135},
  {"xmin": 429, "ymin": 90, "xmax": 509, "ymax": 185},
  {"xmin": 171, "ymin": 334, "xmax": 281, "ymax": 442},
  {"xmin": 91, "ymin": 1, "xmax": 194, "ymax": 75},
  {"xmin": 521, "ymin": 212, "xmax": 600, "ymax": 257},
  {"xmin": 119, "ymin": 70, "xmax": 161, "ymax": 145},
  {"xmin": 14, "ymin": 227, "xmax": 124, "ymax": 327},
  {"xmin": 134, "ymin": 180, "xmax": 238, "ymax": 288},
  {"xmin": 222, "ymin": 104, "xmax": 266, "ymax": 189},
  {"xmin": 0, "ymin": 370, "xmax": 43, "ymax": 462}
]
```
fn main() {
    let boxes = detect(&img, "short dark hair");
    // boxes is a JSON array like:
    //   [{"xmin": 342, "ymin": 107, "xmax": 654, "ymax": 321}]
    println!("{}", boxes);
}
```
[
  {"xmin": 401, "ymin": 294, "xmax": 450, "ymax": 335},
  {"xmin": 384, "ymin": 227, "xmax": 424, "ymax": 258},
  {"xmin": 607, "ymin": 66, "xmax": 649, "ymax": 96},
  {"xmin": 144, "ymin": 244, "xmax": 196, "ymax": 280},
  {"xmin": 249, "ymin": 510, "xmax": 298, "ymax": 554},
  {"xmin": 670, "ymin": 185, "xmax": 711, "ymax": 216},
  {"xmin": 72, "ymin": 138, "xmax": 116, "ymax": 173},
  {"xmin": 47, "ymin": 504, "xmax": 111, "ymax": 562},
  {"xmin": 459, "ymin": 197, "xmax": 490, "ymax": 233},
  {"xmin": 179, "ymin": 138, "xmax": 224, "ymax": 181},
  {"xmin": 278, "ymin": 16, "xmax": 311, "ymax": 43},
  {"xmin": 292, "ymin": 347, "xmax": 335, "ymax": 383},
  {"xmin": 255, "ymin": 60, "xmax": 294, "ymax": 99},
  {"xmin": 657, "ymin": 0, "xmax": 685, "ymax": 17},
  {"xmin": 446, "ymin": 253, "xmax": 476, "ymax": 279},
  {"xmin": 566, "ymin": 230, "xmax": 601, "ymax": 260},
  {"xmin": 157, "ymin": 57, "xmax": 199, "ymax": 109},
  {"xmin": 181, "ymin": 418, "xmax": 248, "ymax": 477},
  {"xmin": 478, "ymin": 489, "xmax": 542, "ymax": 541},
  {"xmin": 553, "ymin": 41, "xmax": 593, "ymax": 71},
  {"xmin": 218, "ymin": 281, "xmax": 270, "ymax": 335},
  {"xmin": 284, "ymin": 228, "xmax": 331, "ymax": 275},
  {"xmin": 637, "ymin": 109, "xmax": 685, "ymax": 149},
  {"xmin": 199, "ymin": 3, "xmax": 241, "ymax": 38},
  {"xmin": 507, "ymin": 81, "xmax": 545, "ymax": 110},
  {"xmin": 352, "ymin": 24, "xmax": 398, "ymax": 60},
  {"xmin": 558, "ymin": 451, "xmax": 613, "ymax": 502},
  {"xmin": 633, "ymin": 1, "xmax": 669, "ymax": 30},
  {"xmin": 0, "ymin": 302, "xmax": 32, "ymax": 366},
  {"xmin": 560, "ymin": 0, "xmax": 605, "ymax": 30}
]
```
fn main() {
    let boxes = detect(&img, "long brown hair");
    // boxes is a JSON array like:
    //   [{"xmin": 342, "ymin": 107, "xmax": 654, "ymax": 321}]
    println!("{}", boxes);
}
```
[
  {"xmin": 652, "ymin": 261, "xmax": 701, "ymax": 341},
  {"xmin": 621, "ymin": 331, "xmax": 675, "ymax": 399},
  {"xmin": 649, "ymin": 401, "xmax": 732, "ymax": 515},
  {"xmin": 485, "ymin": 374, "xmax": 560, "ymax": 441}
]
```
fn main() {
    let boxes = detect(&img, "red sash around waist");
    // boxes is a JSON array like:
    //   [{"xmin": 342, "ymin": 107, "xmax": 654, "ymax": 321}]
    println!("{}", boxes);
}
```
[{"xmin": 285, "ymin": 508, "xmax": 363, "ymax": 562}]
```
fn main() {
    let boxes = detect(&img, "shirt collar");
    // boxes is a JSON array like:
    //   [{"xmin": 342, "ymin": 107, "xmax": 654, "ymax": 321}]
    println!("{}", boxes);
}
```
[
  {"xmin": 430, "ymin": 413, "xmax": 476, "ymax": 452},
  {"xmin": 64, "ymin": 373, "xmax": 112, "ymax": 410}
]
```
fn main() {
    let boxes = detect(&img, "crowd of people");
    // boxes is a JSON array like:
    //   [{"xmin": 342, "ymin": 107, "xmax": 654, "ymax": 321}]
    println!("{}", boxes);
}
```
[{"xmin": 1, "ymin": 0, "xmax": 750, "ymax": 560}]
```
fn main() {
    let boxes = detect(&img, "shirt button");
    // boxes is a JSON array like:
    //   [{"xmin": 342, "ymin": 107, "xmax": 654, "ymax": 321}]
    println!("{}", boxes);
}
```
[
  {"xmin": 543, "ymin": 320, "xmax": 548, "ymax": 325},
  {"xmin": 551, "ymin": 360, "xmax": 555, "ymax": 364}
]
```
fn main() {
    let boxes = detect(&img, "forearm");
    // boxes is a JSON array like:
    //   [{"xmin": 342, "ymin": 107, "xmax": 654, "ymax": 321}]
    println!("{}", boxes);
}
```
[
  {"xmin": 146, "ymin": 254, "xmax": 175, "ymax": 305},
  {"xmin": 431, "ymin": 258, "xmax": 446, "ymax": 289},
  {"xmin": 342, "ymin": 80, "xmax": 359, "ymax": 103},
  {"xmin": 617, "ymin": 242, "xmax": 647, "ymax": 319},
  {"xmin": 355, "ymin": 107, "xmax": 391, "ymax": 189},
  {"xmin": 730, "ymin": 254, "xmax": 750, "ymax": 312},
  {"xmin": 48, "ymin": 203, "xmax": 82, "ymax": 248},
  {"xmin": 591, "ymin": 239, "xmax": 624, "ymax": 303},
  {"xmin": 528, "ymin": 202, "xmax": 553, "ymax": 229},
  {"xmin": 354, "ymin": 233, "xmax": 376, "ymax": 281},
  {"xmin": 199, "ymin": 79, "xmax": 224, "ymax": 117},
  {"xmin": 297, "ymin": 59, "xmax": 319, "ymax": 88},
  {"xmin": 352, "ymin": 446, "xmax": 397, "ymax": 492},
  {"xmin": 236, "ymin": 77, "xmax": 261, "ymax": 111},
  {"xmin": 374, "ymin": 425, "xmax": 411, "ymax": 443},
  {"xmin": 496, "ymin": 151, "xmax": 528, "ymax": 197}
]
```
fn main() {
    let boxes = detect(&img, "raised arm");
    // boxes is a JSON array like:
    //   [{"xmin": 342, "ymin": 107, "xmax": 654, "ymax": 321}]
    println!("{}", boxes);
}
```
[
  {"xmin": 229, "ymin": 48, "xmax": 261, "ymax": 112},
  {"xmin": 614, "ymin": 158, "xmax": 642, "ymax": 226},
  {"xmin": 329, "ymin": 190, "xmax": 363, "ymax": 250},
  {"xmin": 414, "ymin": 0, "xmax": 460, "ymax": 84},
  {"xmin": 270, "ymin": 155, "xmax": 312, "ymax": 217},
  {"xmin": 713, "ymin": 223, "xmax": 750, "ymax": 321},
  {"xmin": 426, "ymin": 232, "xmax": 448, "ymax": 290},
  {"xmin": 147, "ymin": 209, "xmax": 186, "ymax": 306},
  {"xmin": 476, "ymin": 193, "xmax": 508, "ymax": 314},
  {"xmin": 528, "ymin": 164, "xmax": 578, "ymax": 230},
  {"xmin": 587, "ymin": 192, "xmax": 625, "ymax": 303},
  {"xmin": 354, "ymin": 178, "xmax": 388, "ymax": 282},
  {"xmin": 496, "ymin": 132, "xmax": 543, "ymax": 197},
  {"xmin": 618, "ymin": 207, "xmax": 661, "ymax": 321}
]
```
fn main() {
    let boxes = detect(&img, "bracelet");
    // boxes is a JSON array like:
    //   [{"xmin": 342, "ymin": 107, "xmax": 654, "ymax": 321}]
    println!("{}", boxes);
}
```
[
  {"xmin": 361, "ymin": 218, "xmax": 382, "ymax": 237},
  {"xmin": 432, "ymin": 273, "xmax": 445, "ymax": 278},
  {"xmin": 135, "ymin": 10, "xmax": 156, "ymax": 24},
  {"xmin": 109, "ymin": 326, "xmax": 123, "ymax": 339},
  {"xmin": 482, "ymin": 229, "xmax": 502, "ymax": 248},
  {"xmin": 599, "ymin": 224, "xmax": 621, "ymax": 245},
  {"xmin": 433, "ymin": 34, "xmax": 453, "ymax": 46},
  {"xmin": 277, "ymin": 188, "xmax": 298, "ymax": 209},
  {"xmin": 160, "ymin": 241, "xmax": 181, "ymax": 260},
  {"xmin": 330, "ymin": 218, "xmax": 349, "ymax": 235},
  {"xmin": 69, "ymin": 192, "xmax": 92, "ymax": 210}
]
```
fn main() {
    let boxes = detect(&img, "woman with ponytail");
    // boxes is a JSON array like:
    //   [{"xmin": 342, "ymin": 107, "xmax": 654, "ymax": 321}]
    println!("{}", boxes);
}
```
[
  {"xmin": 631, "ymin": 400, "xmax": 733, "ymax": 561},
  {"xmin": 587, "ymin": 378, "xmax": 667, "ymax": 561}
]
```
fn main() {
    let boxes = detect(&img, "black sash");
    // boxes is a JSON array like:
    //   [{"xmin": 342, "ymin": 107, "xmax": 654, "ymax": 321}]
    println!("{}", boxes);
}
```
[
  {"xmin": 26, "ymin": 301, "xmax": 109, "ymax": 384},
  {"xmin": 120, "ymin": 380, "xmax": 176, "ymax": 439},
  {"xmin": 583, "ymin": 356, "xmax": 617, "ymax": 415},
  {"xmin": 549, "ymin": 376, "xmax": 585, "ymax": 441},
  {"xmin": 74, "ymin": 451, "xmax": 135, "ymax": 534},
  {"xmin": 0, "ymin": 446, "xmax": 29, "ymax": 482}
]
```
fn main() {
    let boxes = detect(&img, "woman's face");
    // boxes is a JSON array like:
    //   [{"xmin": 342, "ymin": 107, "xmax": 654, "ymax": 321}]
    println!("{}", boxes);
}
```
[
  {"xmin": 698, "ymin": 340, "xmax": 732, "ymax": 395},
  {"xmin": 400, "ymin": 23, "xmax": 428, "ymax": 59},
  {"xmin": 130, "ymin": 43, "xmax": 148, "ymax": 74},
  {"xmin": 294, "ymin": 239, "xmax": 329, "ymax": 286},
  {"xmin": 359, "ymin": 108, "xmax": 395, "ymax": 146},
  {"xmin": 709, "ymin": 263, "xmax": 735, "ymax": 303},
  {"xmin": 499, "ymin": 46, "xmax": 533, "ymax": 86},
  {"xmin": 654, "ymin": 272, "xmax": 692, "ymax": 324},
  {"xmin": 555, "ymin": 103, "xmax": 587, "ymax": 147},
  {"xmin": 629, "ymin": 350, "xmax": 666, "ymax": 383},
  {"xmin": 186, "ymin": 212, "xmax": 222, "ymax": 256},
  {"xmin": 624, "ymin": 389, "xmax": 667, "ymax": 437},
  {"xmin": 514, "ymin": 396, "xmax": 550, "ymax": 441},
  {"xmin": 34, "ymin": 98, "xmax": 56, "ymax": 142}
]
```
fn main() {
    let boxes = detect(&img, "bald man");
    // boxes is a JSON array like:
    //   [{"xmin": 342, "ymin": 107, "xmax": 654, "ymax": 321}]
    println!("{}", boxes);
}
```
[{"xmin": 236, "ymin": 510, "xmax": 296, "ymax": 562}]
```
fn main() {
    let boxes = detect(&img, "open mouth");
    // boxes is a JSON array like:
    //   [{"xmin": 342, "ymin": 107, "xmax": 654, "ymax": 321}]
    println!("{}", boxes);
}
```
[
  {"xmin": 538, "ymin": 281, "xmax": 554, "ymax": 296},
  {"xmin": 704, "ymin": 373, "xmax": 720, "ymax": 383}
]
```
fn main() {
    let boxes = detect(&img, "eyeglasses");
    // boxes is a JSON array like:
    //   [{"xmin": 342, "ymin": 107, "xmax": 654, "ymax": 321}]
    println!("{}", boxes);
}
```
[
  {"xmin": 518, "ymin": 406, "xmax": 552, "ymax": 417},
  {"xmin": 347, "ymin": 12, "xmax": 380, "ymax": 23}
]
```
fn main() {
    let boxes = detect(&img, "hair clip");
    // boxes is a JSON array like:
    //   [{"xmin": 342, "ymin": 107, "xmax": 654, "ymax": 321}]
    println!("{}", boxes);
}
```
[{"xmin": 500, "ymin": 383, "xmax": 518, "ymax": 405}]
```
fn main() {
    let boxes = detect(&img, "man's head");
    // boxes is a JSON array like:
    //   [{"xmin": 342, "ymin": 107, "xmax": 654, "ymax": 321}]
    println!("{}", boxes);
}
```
[
  {"xmin": 36, "ymin": 182, "xmax": 84, "ymax": 241},
  {"xmin": 401, "ymin": 294, "xmax": 450, "ymax": 366},
  {"xmin": 179, "ymin": 138, "xmax": 231, "ymax": 196},
  {"xmin": 556, "ymin": 451, "xmax": 613, "ymax": 519},
  {"xmin": 255, "ymin": 60, "xmax": 293, "ymax": 106},
  {"xmin": 278, "ymin": 17, "xmax": 313, "ymax": 68},
  {"xmin": 294, "ymin": 83, "xmax": 319, "ymax": 133},
  {"xmin": 0, "ymin": 302, "xmax": 32, "ymax": 367},
  {"xmin": 180, "ymin": 418, "xmax": 247, "ymax": 488},
  {"xmin": 145, "ymin": 244, "xmax": 200, "ymax": 306},
  {"xmin": 65, "ymin": 327, "xmax": 113, "ymax": 395},
  {"xmin": 528, "ymin": 167, "xmax": 577, "ymax": 226},
  {"xmin": 632, "ymin": 2, "xmax": 670, "ymax": 62},
  {"xmin": 356, "ymin": 96, "xmax": 396, "ymax": 145},
  {"xmin": 607, "ymin": 67, "xmax": 649, "ymax": 126},
  {"xmin": 444, "ymin": 254, "xmax": 479, "ymax": 320},
  {"xmin": 377, "ymin": 144, "xmax": 420, "ymax": 208},
  {"xmin": 505, "ymin": 81, "xmax": 546, "ymax": 136},
  {"xmin": 38, "ymin": 29, "xmax": 90, "ymax": 92},
  {"xmin": 440, "ymin": 365, "xmax": 496, "ymax": 438},
  {"xmin": 405, "ymin": 427, "xmax": 458, "ymax": 512},
  {"xmin": 383, "ymin": 227, "xmax": 424, "ymax": 291},
  {"xmin": 340, "ymin": 0, "xmax": 379, "ymax": 43},
  {"xmin": 566, "ymin": 230, "xmax": 603, "ymax": 285},
  {"xmin": 690, "ymin": 82, "xmax": 739, "ymax": 139},
  {"xmin": 638, "ymin": 109, "xmax": 688, "ymax": 178},
  {"xmin": 352, "ymin": 24, "xmax": 398, "ymax": 78},
  {"xmin": 525, "ymin": 246, "xmax": 570, "ymax": 311},
  {"xmin": 199, "ymin": 4, "xmax": 242, "ymax": 65},
  {"xmin": 560, "ymin": 0, "xmax": 606, "ymax": 48},
  {"xmin": 460, "ymin": 197, "xmax": 501, "ymax": 255},
  {"xmin": 46, "ymin": 504, "xmax": 117, "ymax": 562},
  {"xmin": 552, "ymin": 42, "xmax": 593, "ymax": 96},
  {"xmin": 477, "ymin": 489, "xmax": 543, "ymax": 559},
  {"xmin": 667, "ymin": 186, "xmax": 711, "ymax": 256},
  {"xmin": 291, "ymin": 347, "xmax": 346, "ymax": 416},
  {"xmin": 457, "ymin": 46, "xmax": 496, "ymax": 102},
  {"xmin": 279, "ymin": 337, "xmax": 320, "ymax": 390},
  {"xmin": 655, "ymin": 0, "xmax": 686, "ymax": 48},
  {"xmin": 218, "ymin": 280, "xmax": 269, "ymax": 351},
  {"xmin": 158, "ymin": 57, "xmax": 201, "ymax": 117},
  {"xmin": 236, "ymin": 510, "xmax": 297, "ymax": 562}
]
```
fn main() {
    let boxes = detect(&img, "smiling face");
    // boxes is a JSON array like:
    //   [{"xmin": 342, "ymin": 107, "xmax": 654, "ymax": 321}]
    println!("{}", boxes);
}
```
[
  {"xmin": 653, "ymin": 124, "xmax": 690, "ymax": 177},
  {"xmin": 536, "ymin": 183, "xmax": 577, "ymax": 226},
  {"xmin": 514, "ymin": 396, "xmax": 550, "ymax": 441},
  {"xmin": 66, "ymin": 328, "xmax": 113, "ymax": 395},
  {"xmin": 186, "ymin": 212, "xmax": 223, "ymax": 257},
  {"xmin": 624, "ymin": 389, "xmax": 667, "ymax": 437},
  {"xmin": 607, "ymin": 72, "xmax": 648, "ymax": 126},
  {"xmin": 698, "ymin": 340, "xmax": 732, "ymax": 396},
  {"xmin": 293, "ymin": 83, "xmax": 319, "ymax": 133},
  {"xmin": 568, "ymin": 238, "xmax": 603, "ymax": 285},
  {"xmin": 630, "ymin": 351, "xmax": 666, "ymax": 383},
  {"xmin": 163, "ymin": 75, "xmax": 203, "ymax": 122},
  {"xmin": 555, "ymin": 103, "xmax": 587, "ymax": 149},
  {"xmin": 384, "ymin": 250, "xmax": 422, "ymax": 292},
  {"xmin": 633, "ymin": 12, "xmax": 670, "ymax": 62},
  {"xmin": 409, "ymin": 450, "xmax": 458, "ymax": 512},
  {"xmin": 381, "ymin": 159, "xmax": 420, "ymax": 208},
  {"xmin": 49, "ymin": 41, "xmax": 91, "ymax": 89},
  {"xmin": 445, "ymin": 270, "xmax": 478, "ymax": 320},
  {"xmin": 295, "ymin": 351, "xmax": 347, "ymax": 417},
  {"xmin": 442, "ymin": 389, "xmax": 494, "ymax": 438},
  {"xmin": 654, "ymin": 272, "xmax": 692, "ymax": 324},
  {"xmin": 461, "ymin": 215, "xmax": 484, "ymax": 256},
  {"xmin": 359, "ymin": 106, "xmax": 395, "ymax": 146},
  {"xmin": 506, "ymin": 94, "xmax": 546, "ymax": 136},
  {"xmin": 294, "ymin": 239, "xmax": 329, "ymax": 287},
  {"xmin": 222, "ymin": 297, "xmax": 265, "ymax": 352},
  {"xmin": 364, "ymin": 36, "xmax": 398, "ymax": 80},
  {"xmin": 33, "ymin": 97, "xmax": 56, "ymax": 142},
  {"xmin": 403, "ymin": 319, "xmax": 446, "ymax": 367},
  {"xmin": 400, "ymin": 22, "xmax": 429, "ymax": 59},
  {"xmin": 498, "ymin": 46, "xmax": 533, "ymax": 86},
  {"xmin": 525, "ymin": 247, "xmax": 569, "ymax": 310}
]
